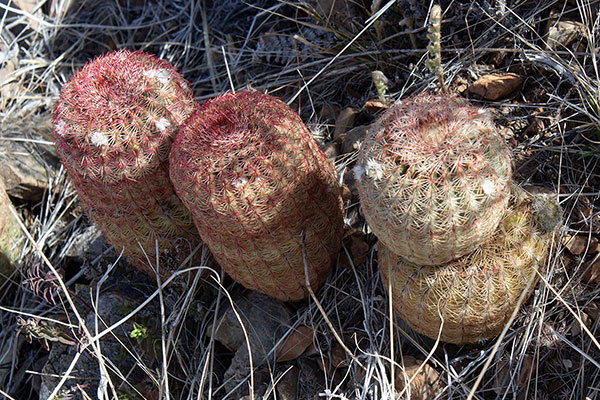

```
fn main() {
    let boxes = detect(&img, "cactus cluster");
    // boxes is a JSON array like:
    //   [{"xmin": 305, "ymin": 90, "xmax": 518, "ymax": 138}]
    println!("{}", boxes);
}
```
[
  {"xmin": 53, "ymin": 50, "xmax": 202, "ymax": 280},
  {"xmin": 357, "ymin": 93, "xmax": 560, "ymax": 343},
  {"xmin": 169, "ymin": 91, "xmax": 344, "ymax": 301},
  {"xmin": 52, "ymin": 49, "xmax": 558, "ymax": 346}
]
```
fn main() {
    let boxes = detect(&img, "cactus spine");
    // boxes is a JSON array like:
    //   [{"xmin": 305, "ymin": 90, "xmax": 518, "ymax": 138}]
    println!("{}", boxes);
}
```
[
  {"xmin": 379, "ymin": 187, "xmax": 558, "ymax": 344},
  {"xmin": 53, "ymin": 50, "xmax": 202, "ymax": 280},
  {"xmin": 357, "ymin": 93, "xmax": 512, "ymax": 265},
  {"xmin": 169, "ymin": 91, "xmax": 344, "ymax": 301}
]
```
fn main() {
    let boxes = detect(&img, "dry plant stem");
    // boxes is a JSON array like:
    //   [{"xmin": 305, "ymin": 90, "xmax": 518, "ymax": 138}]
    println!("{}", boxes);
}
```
[
  {"xmin": 427, "ymin": 5, "xmax": 447, "ymax": 93},
  {"xmin": 301, "ymin": 231, "xmax": 364, "ymax": 370}
]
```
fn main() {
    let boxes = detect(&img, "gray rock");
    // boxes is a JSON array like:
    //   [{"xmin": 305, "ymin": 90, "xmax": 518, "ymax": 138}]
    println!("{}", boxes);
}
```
[{"xmin": 0, "ymin": 113, "xmax": 59, "ymax": 201}]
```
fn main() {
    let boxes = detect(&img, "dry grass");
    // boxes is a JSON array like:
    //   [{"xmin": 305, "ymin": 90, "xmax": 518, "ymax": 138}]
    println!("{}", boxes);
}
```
[{"xmin": 1, "ymin": 0, "xmax": 599, "ymax": 399}]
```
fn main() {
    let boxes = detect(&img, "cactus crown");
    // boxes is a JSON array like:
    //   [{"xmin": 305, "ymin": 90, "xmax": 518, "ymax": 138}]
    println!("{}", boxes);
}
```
[
  {"xmin": 171, "ymin": 91, "xmax": 336, "ymax": 221},
  {"xmin": 53, "ymin": 49, "xmax": 195, "ymax": 184},
  {"xmin": 357, "ymin": 93, "xmax": 512, "ymax": 265}
]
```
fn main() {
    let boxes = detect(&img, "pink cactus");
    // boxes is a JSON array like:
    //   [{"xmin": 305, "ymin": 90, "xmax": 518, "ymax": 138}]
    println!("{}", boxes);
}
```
[
  {"xmin": 169, "ymin": 91, "xmax": 344, "ymax": 301},
  {"xmin": 53, "ymin": 50, "xmax": 202, "ymax": 280},
  {"xmin": 357, "ymin": 93, "xmax": 512, "ymax": 265}
]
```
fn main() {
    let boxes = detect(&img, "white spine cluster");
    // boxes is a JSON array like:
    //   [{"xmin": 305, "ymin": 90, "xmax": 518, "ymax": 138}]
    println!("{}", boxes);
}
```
[{"xmin": 90, "ymin": 131, "xmax": 109, "ymax": 147}]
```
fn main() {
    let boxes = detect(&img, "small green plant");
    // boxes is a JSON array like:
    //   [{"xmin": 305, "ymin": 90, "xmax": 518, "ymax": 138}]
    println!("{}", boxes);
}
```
[{"xmin": 129, "ymin": 322, "xmax": 149, "ymax": 343}]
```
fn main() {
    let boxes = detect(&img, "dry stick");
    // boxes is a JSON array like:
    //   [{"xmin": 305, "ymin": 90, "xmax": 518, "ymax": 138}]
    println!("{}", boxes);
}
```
[
  {"xmin": 200, "ymin": 0, "xmax": 217, "ymax": 93},
  {"xmin": 152, "ymin": 241, "xmax": 171, "ymax": 400},
  {"xmin": 205, "ymin": 270, "xmax": 225, "ymax": 399},
  {"xmin": 222, "ymin": 46, "xmax": 236, "ymax": 93},
  {"xmin": 91, "ymin": 255, "xmax": 121, "ymax": 400},
  {"xmin": 300, "ymin": 230, "xmax": 365, "ymax": 370},
  {"xmin": 386, "ymin": 261, "xmax": 395, "ymax": 392}
]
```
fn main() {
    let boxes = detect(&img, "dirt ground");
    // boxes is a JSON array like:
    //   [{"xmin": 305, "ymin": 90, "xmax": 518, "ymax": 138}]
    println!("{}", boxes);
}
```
[{"xmin": 1, "ymin": 1, "xmax": 599, "ymax": 399}]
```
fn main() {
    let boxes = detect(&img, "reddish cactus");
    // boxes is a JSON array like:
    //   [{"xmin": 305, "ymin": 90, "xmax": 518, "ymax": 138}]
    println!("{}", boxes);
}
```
[
  {"xmin": 357, "ymin": 93, "xmax": 512, "ymax": 265},
  {"xmin": 169, "ymin": 91, "xmax": 344, "ymax": 301},
  {"xmin": 53, "ymin": 50, "xmax": 202, "ymax": 280},
  {"xmin": 379, "ymin": 186, "xmax": 560, "ymax": 344}
]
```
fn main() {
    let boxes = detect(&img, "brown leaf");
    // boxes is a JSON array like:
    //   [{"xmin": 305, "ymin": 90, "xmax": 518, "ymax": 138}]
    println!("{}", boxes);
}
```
[
  {"xmin": 334, "ymin": 107, "xmax": 358, "ymax": 142},
  {"xmin": 275, "ymin": 366, "xmax": 299, "ymax": 400},
  {"xmin": 339, "ymin": 229, "xmax": 369, "ymax": 268},
  {"xmin": 469, "ymin": 73, "xmax": 523, "ymax": 100},
  {"xmin": 363, "ymin": 100, "xmax": 388, "ymax": 113},
  {"xmin": 517, "ymin": 354, "xmax": 535, "ymax": 388},
  {"xmin": 395, "ymin": 355, "xmax": 441, "ymax": 400},
  {"xmin": 562, "ymin": 234, "xmax": 596, "ymax": 256},
  {"xmin": 276, "ymin": 326, "xmax": 314, "ymax": 362},
  {"xmin": 340, "ymin": 125, "xmax": 367, "ymax": 154},
  {"xmin": 583, "ymin": 258, "xmax": 600, "ymax": 285},
  {"xmin": 320, "ymin": 103, "xmax": 339, "ymax": 122},
  {"xmin": 546, "ymin": 20, "xmax": 584, "ymax": 50}
]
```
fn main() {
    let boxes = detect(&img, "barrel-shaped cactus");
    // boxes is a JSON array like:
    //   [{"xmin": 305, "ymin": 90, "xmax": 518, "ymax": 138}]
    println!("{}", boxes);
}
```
[
  {"xmin": 53, "ymin": 50, "xmax": 202, "ymax": 280},
  {"xmin": 169, "ymin": 91, "xmax": 344, "ymax": 301},
  {"xmin": 357, "ymin": 93, "xmax": 512, "ymax": 265},
  {"xmin": 379, "ymin": 186, "xmax": 559, "ymax": 344}
]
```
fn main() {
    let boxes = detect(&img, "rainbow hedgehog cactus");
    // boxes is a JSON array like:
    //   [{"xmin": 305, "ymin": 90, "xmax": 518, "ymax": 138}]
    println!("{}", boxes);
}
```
[
  {"xmin": 356, "ymin": 93, "xmax": 513, "ymax": 265},
  {"xmin": 169, "ymin": 91, "xmax": 344, "ymax": 302},
  {"xmin": 379, "ymin": 186, "xmax": 560, "ymax": 344},
  {"xmin": 53, "ymin": 50, "xmax": 202, "ymax": 280}
]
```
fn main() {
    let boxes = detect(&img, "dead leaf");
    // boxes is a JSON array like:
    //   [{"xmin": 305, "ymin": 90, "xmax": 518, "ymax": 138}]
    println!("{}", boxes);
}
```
[
  {"xmin": 339, "ymin": 229, "xmax": 369, "ymax": 268},
  {"xmin": 395, "ymin": 355, "xmax": 441, "ymax": 400},
  {"xmin": 583, "ymin": 258, "xmax": 600, "ymax": 285},
  {"xmin": 275, "ymin": 366, "xmax": 299, "ymax": 400},
  {"xmin": 562, "ymin": 235, "xmax": 596, "ymax": 256},
  {"xmin": 569, "ymin": 312, "xmax": 592, "ymax": 336},
  {"xmin": 334, "ymin": 107, "xmax": 358, "ymax": 142},
  {"xmin": 320, "ymin": 103, "xmax": 339, "ymax": 122},
  {"xmin": 469, "ymin": 73, "xmax": 523, "ymax": 100},
  {"xmin": 340, "ymin": 125, "xmax": 367, "ymax": 154},
  {"xmin": 546, "ymin": 20, "xmax": 584, "ymax": 50},
  {"xmin": 573, "ymin": 196, "xmax": 600, "ymax": 233},
  {"xmin": 517, "ymin": 354, "xmax": 535, "ymax": 388},
  {"xmin": 363, "ymin": 100, "xmax": 388, "ymax": 113},
  {"xmin": 584, "ymin": 302, "xmax": 600, "ymax": 322},
  {"xmin": 276, "ymin": 326, "xmax": 314, "ymax": 362},
  {"xmin": 330, "ymin": 341, "xmax": 348, "ymax": 368}
]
